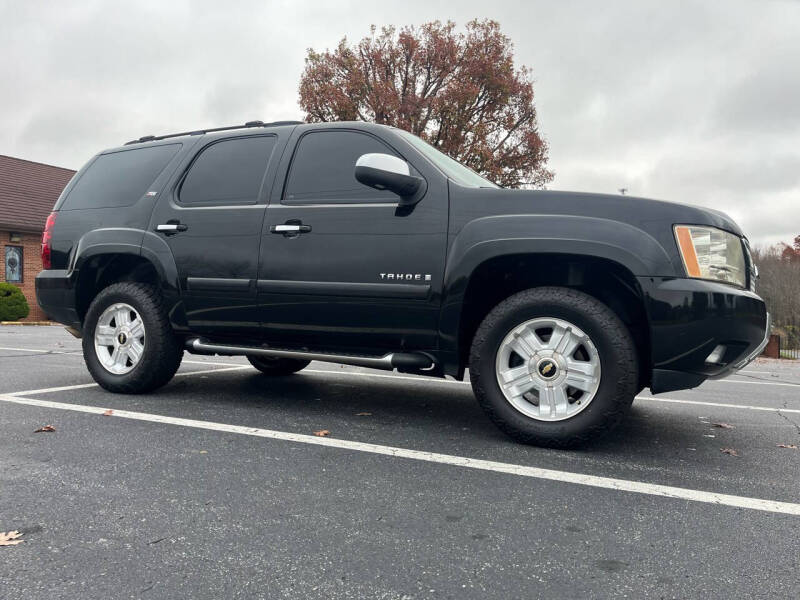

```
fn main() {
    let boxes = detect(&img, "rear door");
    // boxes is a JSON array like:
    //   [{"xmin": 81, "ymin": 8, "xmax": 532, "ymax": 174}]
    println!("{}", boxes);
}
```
[
  {"xmin": 149, "ymin": 133, "xmax": 284, "ymax": 339},
  {"xmin": 258, "ymin": 127, "xmax": 449, "ymax": 353}
]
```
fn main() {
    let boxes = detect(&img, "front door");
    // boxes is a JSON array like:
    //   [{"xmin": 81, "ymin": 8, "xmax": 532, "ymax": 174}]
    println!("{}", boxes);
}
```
[
  {"xmin": 258, "ymin": 128, "xmax": 448, "ymax": 353},
  {"xmin": 149, "ymin": 134, "xmax": 281, "ymax": 339}
]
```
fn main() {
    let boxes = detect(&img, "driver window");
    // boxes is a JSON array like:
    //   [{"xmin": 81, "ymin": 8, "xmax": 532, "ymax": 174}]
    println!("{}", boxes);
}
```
[{"xmin": 283, "ymin": 130, "xmax": 402, "ymax": 205}]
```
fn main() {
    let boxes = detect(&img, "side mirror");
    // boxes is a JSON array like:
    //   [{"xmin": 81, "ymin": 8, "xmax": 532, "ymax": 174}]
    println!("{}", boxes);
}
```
[{"xmin": 355, "ymin": 153, "xmax": 425, "ymax": 205}]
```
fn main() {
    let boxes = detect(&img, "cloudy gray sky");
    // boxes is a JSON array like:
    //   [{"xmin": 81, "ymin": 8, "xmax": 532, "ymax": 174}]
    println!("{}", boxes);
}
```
[{"xmin": 1, "ymin": 0, "xmax": 798, "ymax": 245}]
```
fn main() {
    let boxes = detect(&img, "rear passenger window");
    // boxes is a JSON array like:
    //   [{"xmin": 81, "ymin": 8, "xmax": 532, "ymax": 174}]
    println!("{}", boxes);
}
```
[
  {"xmin": 62, "ymin": 144, "xmax": 180, "ymax": 209},
  {"xmin": 179, "ymin": 136, "xmax": 277, "ymax": 205},
  {"xmin": 283, "ymin": 130, "xmax": 401, "ymax": 204}
]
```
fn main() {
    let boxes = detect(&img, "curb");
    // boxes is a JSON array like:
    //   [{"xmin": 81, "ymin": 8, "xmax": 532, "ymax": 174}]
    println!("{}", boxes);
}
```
[{"xmin": 0, "ymin": 321, "xmax": 55, "ymax": 326}]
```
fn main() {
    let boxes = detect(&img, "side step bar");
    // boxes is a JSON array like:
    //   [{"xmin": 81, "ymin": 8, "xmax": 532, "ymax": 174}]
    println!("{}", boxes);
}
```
[{"xmin": 186, "ymin": 338, "xmax": 434, "ymax": 371}]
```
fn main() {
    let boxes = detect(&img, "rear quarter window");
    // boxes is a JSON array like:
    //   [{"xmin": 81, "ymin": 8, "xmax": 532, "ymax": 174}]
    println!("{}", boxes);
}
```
[{"xmin": 61, "ymin": 144, "xmax": 181, "ymax": 210}]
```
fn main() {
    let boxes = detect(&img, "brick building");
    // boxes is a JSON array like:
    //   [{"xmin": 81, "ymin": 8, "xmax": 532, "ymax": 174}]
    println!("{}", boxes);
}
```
[{"xmin": 0, "ymin": 155, "xmax": 76, "ymax": 321}]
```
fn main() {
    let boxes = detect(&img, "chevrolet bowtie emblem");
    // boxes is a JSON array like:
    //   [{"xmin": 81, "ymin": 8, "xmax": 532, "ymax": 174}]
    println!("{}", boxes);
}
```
[{"xmin": 538, "ymin": 359, "xmax": 557, "ymax": 378}]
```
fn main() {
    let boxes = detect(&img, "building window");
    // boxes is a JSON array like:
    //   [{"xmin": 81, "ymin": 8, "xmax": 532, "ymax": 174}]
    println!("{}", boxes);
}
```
[{"xmin": 5, "ymin": 245, "xmax": 23, "ymax": 283}]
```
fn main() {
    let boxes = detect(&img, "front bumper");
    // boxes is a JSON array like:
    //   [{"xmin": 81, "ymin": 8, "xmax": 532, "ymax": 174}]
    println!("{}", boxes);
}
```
[
  {"xmin": 35, "ymin": 269, "xmax": 81, "ymax": 329},
  {"xmin": 715, "ymin": 312, "xmax": 771, "ymax": 374},
  {"xmin": 638, "ymin": 277, "xmax": 768, "ymax": 393}
]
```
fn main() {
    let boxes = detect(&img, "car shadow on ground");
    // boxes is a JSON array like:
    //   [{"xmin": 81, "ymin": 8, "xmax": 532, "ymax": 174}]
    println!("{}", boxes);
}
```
[{"xmin": 161, "ymin": 369, "xmax": 725, "ymax": 460}]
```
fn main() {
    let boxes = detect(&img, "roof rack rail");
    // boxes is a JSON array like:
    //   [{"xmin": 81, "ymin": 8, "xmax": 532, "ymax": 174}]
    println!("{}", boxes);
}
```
[{"xmin": 124, "ymin": 120, "xmax": 304, "ymax": 145}]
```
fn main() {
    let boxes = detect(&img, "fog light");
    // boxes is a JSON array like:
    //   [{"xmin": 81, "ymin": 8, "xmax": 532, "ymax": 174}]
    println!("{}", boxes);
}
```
[{"xmin": 706, "ymin": 344, "xmax": 726, "ymax": 365}]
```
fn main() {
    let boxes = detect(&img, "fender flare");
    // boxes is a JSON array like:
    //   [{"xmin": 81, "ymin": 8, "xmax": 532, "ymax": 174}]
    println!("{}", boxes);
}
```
[
  {"xmin": 72, "ymin": 228, "xmax": 177, "ymax": 290},
  {"xmin": 72, "ymin": 228, "xmax": 145, "ymax": 271},
  {"xmin": 437, "ymin": 215, "xmax": 676, "ymax": 373},
  {"xmin": 70, "ymin": 228, "xmax": 186, "ymax": 326}
]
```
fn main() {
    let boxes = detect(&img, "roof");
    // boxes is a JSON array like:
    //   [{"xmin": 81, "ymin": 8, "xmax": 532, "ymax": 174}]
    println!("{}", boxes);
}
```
[
  {"xmin": 0, "ymin": 155, "xmax": 76, "ymax": 232},
  {"xmin": 107, "ymin": 120, "xmax": 392, "ymax": 155},
  {"xmin": 123, "ymin": 120, "xmax": 304, "ymax": 145}
]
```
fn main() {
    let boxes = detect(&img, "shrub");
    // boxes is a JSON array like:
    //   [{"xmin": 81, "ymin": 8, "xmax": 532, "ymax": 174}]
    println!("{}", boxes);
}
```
[{"xmin": 0, "ymin": 282, "xmax": 30, "ymax": 321}]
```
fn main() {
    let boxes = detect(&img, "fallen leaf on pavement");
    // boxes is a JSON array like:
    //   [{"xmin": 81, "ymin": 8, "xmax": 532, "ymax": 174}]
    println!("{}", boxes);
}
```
[
  {"xmin": 355, "ymin": 412, "xmax": 372, "ymax": 416},
  {"xmin": 712, "ymin": 422, "xmax": 735, "ymax": 429},
  {"xmin": 34, "ymin": 425, "xmax": 55, "ymax": 433},
  {"xmin": 103, "ymin": 409, "xmax": 113, "ymax": 416},
  {"xmin": 777, "ymin": 444, "xmax": 799, "ymax": 449},
  {"xmin": 0, "ymin": 531, "xmax": 23, "ymax": 546},
  {"xmin": 313, "ymin": 430, "xmax": 330, "ymax": 437},
  {"xmin": 721, "ymin": 448, "xmax": 739, "ymax": 456}
]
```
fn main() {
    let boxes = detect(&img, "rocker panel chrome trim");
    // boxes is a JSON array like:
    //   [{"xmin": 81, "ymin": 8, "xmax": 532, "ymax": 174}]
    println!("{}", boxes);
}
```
[{"xmin": 186, "ymin": 338, "xmax": 434, "ymax": 371}]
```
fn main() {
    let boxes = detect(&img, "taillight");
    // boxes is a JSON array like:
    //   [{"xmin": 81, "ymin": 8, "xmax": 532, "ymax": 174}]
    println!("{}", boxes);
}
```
[{"xmin": 41, "ymin": 212, "xmax": 57, "ymax": 270}]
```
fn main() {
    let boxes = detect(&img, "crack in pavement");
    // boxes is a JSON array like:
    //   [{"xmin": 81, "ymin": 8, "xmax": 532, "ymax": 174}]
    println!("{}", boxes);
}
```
[{"xmin": 778, "ymin": 400, "xmax": 800, "ymax": 439}]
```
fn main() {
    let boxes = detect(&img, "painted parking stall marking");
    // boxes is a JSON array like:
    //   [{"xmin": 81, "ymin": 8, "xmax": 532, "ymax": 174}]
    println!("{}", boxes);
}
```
[
  {"xmin": 2, "ymin": 343, "xmax": 799, "ymax": 414},
  {"xmin": 3, "ymin": 339, "xmax": 800, "ymax": 521},
  {"xmin": 1, "ymin": 365, "xmax": 250, "ymax": 397},
  {"xmin": 3, "ymin": 390, "xmax": 800, "ymax": 517}
]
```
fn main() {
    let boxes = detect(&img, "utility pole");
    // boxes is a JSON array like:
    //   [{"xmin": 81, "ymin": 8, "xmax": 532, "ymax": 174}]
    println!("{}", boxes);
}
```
[{"xmin": 618, "ymin": 188, "xmax": 628, "ymax": 195}]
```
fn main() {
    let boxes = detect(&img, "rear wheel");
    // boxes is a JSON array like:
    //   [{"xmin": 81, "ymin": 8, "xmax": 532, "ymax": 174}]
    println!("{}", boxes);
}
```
[
  {"xmin": 82, "ymin": 282, "xmax": 183, "ymax": 393},
  {"xmin": 469, "ymin": 286, "xmax": 638, "ymax": 447},
  {"xmin": 247, "ymin": 355, "xmax": 310, "ymax": 375}
]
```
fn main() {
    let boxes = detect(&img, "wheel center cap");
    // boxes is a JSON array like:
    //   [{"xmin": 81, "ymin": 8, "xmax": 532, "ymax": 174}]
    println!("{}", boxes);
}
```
[
  {"xmin": 536, "ymin": 358, "xmax": 558, "ymax": 379},
  {"xmin": 117, "ymin": 332, "xmax": 128, "ymax": 345}
]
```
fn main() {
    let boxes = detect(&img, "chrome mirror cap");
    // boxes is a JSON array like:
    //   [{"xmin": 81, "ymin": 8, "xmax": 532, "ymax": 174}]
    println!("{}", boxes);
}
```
[{"xmin": 355, "ymin": 153, "xmax": 410, "ymax": 176}]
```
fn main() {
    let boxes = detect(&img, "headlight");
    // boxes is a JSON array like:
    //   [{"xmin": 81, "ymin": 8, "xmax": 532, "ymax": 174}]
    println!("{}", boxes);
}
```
[{"xmin": 674, "ymin": 225, "xmax": 747, "ymax": 287}]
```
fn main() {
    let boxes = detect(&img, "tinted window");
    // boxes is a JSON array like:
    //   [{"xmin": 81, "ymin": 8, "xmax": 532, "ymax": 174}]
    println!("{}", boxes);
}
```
[
  {"xmin": 63, "ymin": 144, "xmax": 180, "ymax": 209},
  {"xmin": 180, "ymin": 136, "xmax": 276, "ymax": 205},
  {"xmin": 284, "ymin": 130, "xmax": 402, "ymax": 204}
]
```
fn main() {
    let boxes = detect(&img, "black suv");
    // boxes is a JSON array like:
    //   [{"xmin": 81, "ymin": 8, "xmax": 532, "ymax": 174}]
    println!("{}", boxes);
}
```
[{"xmin": 36, "ymin": 120, "xmax": 769, "ymax": 446}]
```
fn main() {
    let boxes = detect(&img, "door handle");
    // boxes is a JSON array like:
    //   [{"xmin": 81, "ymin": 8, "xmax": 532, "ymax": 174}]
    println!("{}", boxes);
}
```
[
  {"xmin": 156, "ymin": 222, "xmax": 188, "ymax": 234},
  {"xmin": 271, "ymin": 222, "xmax": 312, "ymax": 235}
]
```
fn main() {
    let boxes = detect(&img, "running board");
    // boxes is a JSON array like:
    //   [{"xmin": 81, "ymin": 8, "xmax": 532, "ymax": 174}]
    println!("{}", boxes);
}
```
[{"xmin": 186, "ymin": 338, "xmax": 434, "ymax": 371}]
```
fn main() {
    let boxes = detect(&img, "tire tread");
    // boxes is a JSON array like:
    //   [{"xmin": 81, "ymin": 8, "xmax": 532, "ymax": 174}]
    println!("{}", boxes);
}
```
[
  {"xmin": 469, "ymin": 286, "xmax": 638, "ymax": 448},
  {"xmin": 82, "ymin": 282, "xmax": 183, "ymax": 394}
]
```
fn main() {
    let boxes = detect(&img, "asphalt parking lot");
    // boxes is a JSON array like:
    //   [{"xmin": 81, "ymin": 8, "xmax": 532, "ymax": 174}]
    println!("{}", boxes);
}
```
[{"xmin": 1, "ymin": 326, "xmax": 799, "ymax": 599}]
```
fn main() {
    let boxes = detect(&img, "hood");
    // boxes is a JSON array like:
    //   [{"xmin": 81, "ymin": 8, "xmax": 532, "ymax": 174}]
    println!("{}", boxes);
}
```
[{"xmin": 451, "ymin": 187, "xmax": 743, "ymax": 238}]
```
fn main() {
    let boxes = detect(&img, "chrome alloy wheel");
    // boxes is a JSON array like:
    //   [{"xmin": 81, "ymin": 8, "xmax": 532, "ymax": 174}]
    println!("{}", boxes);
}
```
[
  {"xmin": 93, "ymin": 302, "xmax": 146, "ymax": 375},
  {"xmin": 495, "ymin": 317, "xmax": 601, "ymax": 421}
]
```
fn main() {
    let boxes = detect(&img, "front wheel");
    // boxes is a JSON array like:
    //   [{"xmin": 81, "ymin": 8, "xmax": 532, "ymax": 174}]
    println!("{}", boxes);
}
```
[
  {"xmin": 82, "ymin": 282, "xmax": 183, "ymax": 394},
  {"xmin": 469, "ymin": 287, "xmax": 638, "ymax": 447}
]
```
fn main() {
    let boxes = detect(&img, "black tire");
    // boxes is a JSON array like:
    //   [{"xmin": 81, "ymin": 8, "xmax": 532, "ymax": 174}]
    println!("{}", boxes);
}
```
[
  {"xmin": 469, "ymin": 286, "xmax": 638, "ymax": 448},
  {"xmin": 82, "ymin": 282, "xmax": 183, "ymax": 394},
  {"xmin": 247, "ymin": 355, "xmax": 310, "ymax": 375}
]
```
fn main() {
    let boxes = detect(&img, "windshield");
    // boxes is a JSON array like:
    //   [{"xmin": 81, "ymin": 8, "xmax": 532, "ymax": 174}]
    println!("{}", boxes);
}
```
[{"xmin": 395, "ymin": 129, "xmax": 499, "ymax": 188}]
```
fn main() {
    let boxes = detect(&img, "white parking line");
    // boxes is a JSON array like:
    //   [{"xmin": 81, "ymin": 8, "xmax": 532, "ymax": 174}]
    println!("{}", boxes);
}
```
[
  {"xmin": 1, "ymin": 392, "xmax": 799, "ymax": 516},
  {"xmin": 0, "ymin": 346, "xmax": 82, "ymax": 355},
  {"xmin": 183, "ymin": 359, "xmax": 248, "ymax": 367},
  {"xmin": 304, "ymin": 370, "xmax": 800, "ymax": 413},
  {"xmin": 4, "ymin": 362, "xmax": 799, "ymax": 414},
  {"xmin": 0, "ymin": 346, "xmax": 53, "ymax": 353},
  {"xmin": 1, "ymin": 344, "xmax": 788, "ymax": 379},
  {"xmin": 1, "ymin": 346, "xmax": 273, "ymax": 364},
  {"xmin": 635, "ymin": 396, "xmax": 800, "ymax": 414},
  {"xmin": 306, "ymin": 368, "xmax": 469, "ymax": 385},
  {"xmin": 3, "ymin": 365, "xmax": 250, "ymax": 397},
  {"xmin": 712, "ymin": 378, "xmax": 800, "ymax": 388},
  {"xmin": 5, "ymin": 343, "xmax": 796, "ymax": 386}
]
